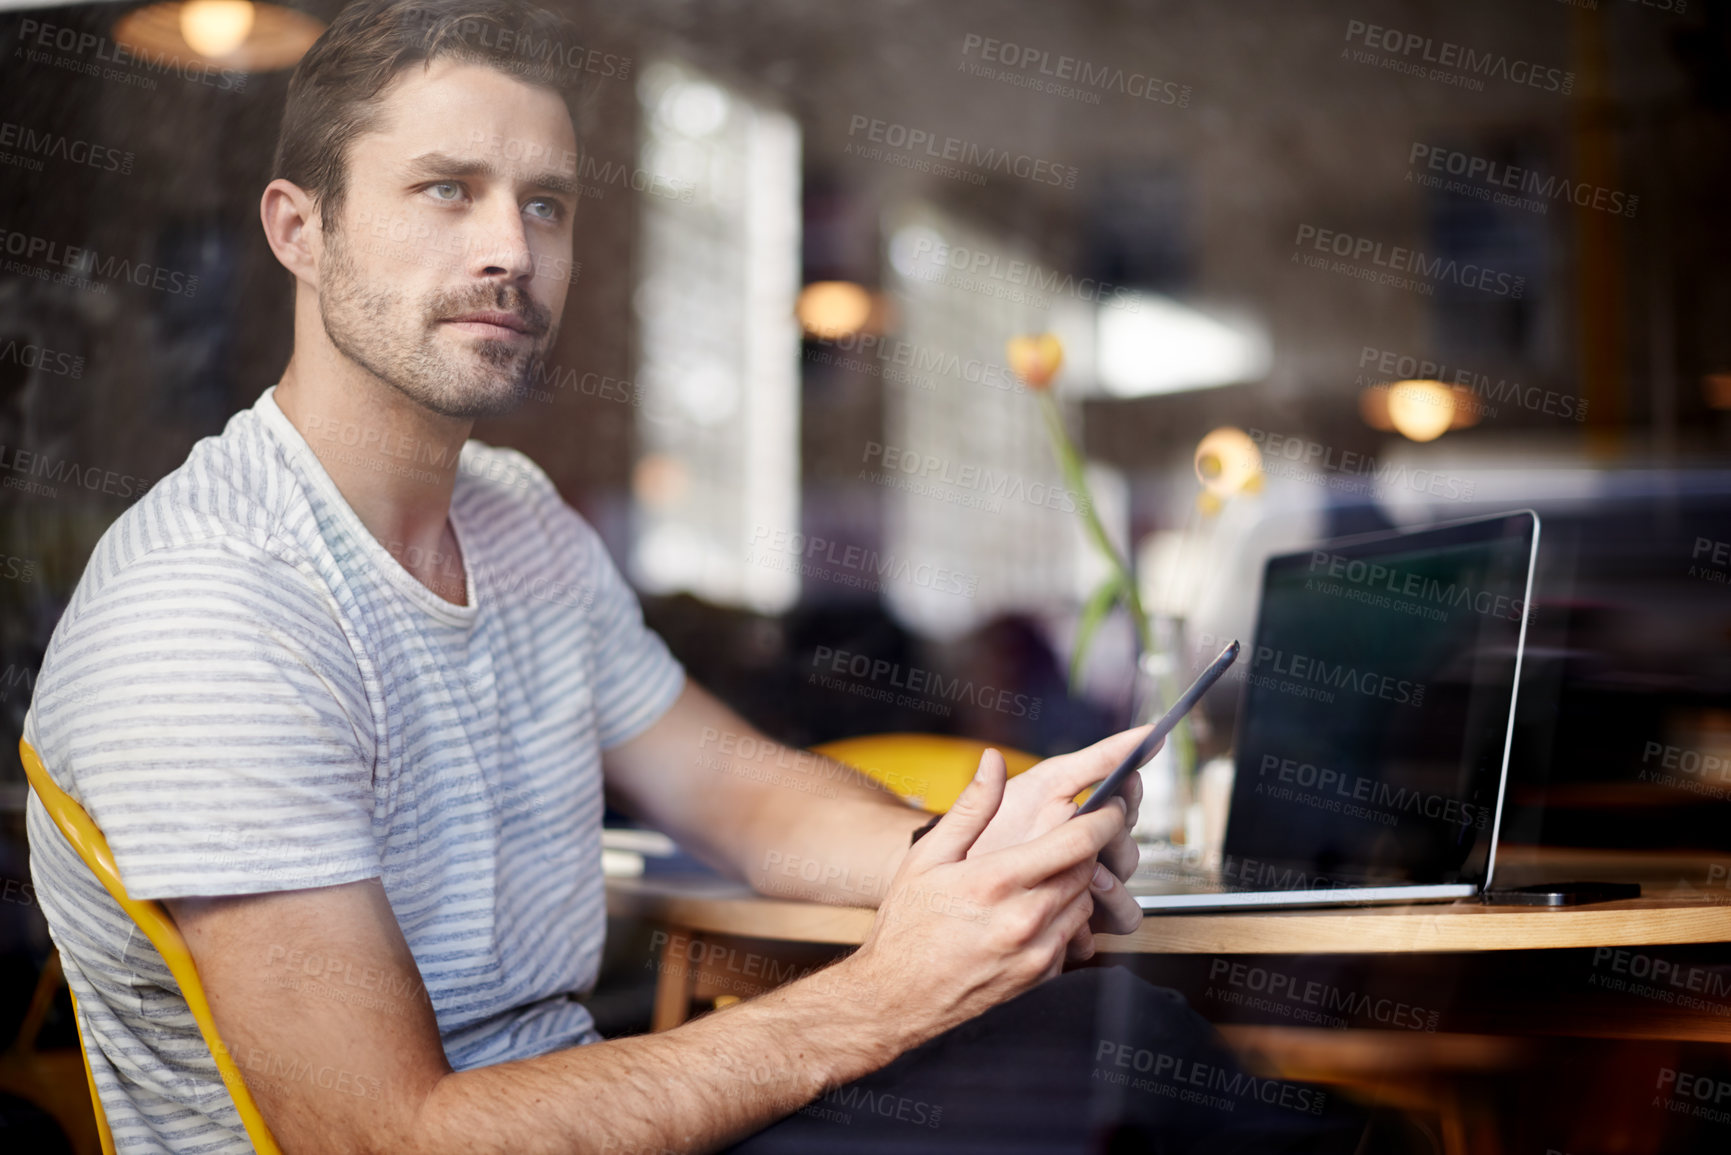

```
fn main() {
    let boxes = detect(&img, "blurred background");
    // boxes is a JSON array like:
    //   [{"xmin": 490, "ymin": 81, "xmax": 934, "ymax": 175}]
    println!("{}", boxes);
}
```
[{"xmin": 1, "ymin": 0, "xmax": 1729, "ymax": 1150}]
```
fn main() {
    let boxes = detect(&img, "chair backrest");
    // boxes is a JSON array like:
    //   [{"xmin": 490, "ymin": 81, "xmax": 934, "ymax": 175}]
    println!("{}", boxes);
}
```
[
  {"xmin": 19, "ymin": 738, "xmax": 284, "ymax": 1155},
  {"xmin": 812, "ymin": 732, "xmax": 1042, "ymax": 813}
]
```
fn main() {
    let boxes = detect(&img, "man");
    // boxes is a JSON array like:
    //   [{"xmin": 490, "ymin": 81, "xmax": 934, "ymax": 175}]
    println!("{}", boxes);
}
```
[{"xmin": 25, "ymin": 2, "xmax": 1373, "ymax": 1152}]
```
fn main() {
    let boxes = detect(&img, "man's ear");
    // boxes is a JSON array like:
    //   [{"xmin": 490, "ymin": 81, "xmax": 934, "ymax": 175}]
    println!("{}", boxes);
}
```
[{"xmin": 260, "ymin": 178, "xmax": 324, "ymax": 289}]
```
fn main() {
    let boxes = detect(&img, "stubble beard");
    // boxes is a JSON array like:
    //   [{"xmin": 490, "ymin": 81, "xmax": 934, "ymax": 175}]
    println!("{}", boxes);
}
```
[{"xmin": 317, "ymin": 222, "xmax": 558, "ymax": 419}]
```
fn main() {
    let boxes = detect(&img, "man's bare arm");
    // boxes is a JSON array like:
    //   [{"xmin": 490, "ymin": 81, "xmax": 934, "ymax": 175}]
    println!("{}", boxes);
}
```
[
  {"xmin": 602, "ymin": 680, "xmax": 929, "ymax": 907},
  {"xmin": 167, "ymin": 754, "xmax": 1126, "ymax": 1155},
  {"xmin": 603, "ymin": 681, "xmax": 1150, "ymax": 941}
]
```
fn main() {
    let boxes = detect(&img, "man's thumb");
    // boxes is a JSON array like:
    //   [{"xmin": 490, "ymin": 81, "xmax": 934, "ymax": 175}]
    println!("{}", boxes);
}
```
[{"xmin": 916, "ymin": 748, "xmax": 1006, "ymax": 861}]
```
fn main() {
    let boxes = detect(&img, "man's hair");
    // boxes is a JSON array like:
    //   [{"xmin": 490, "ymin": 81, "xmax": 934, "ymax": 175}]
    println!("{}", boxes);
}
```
[{"xmin": 273, "ymin": 0, "xmax": 586, "ymax": 227}]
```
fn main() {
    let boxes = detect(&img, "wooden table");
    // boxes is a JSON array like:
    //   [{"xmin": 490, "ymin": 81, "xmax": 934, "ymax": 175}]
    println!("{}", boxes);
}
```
[
  {"xmin": 607, "ymin": 845, "xmax": 1731, "ymax": 1032},
  {"xmin": 608, "ymin": 848, "xmax": 1731, "ymax": 1155}
]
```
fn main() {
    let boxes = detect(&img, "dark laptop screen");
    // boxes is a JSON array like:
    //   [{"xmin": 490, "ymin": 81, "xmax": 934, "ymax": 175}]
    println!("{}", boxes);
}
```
[{"xmin": 1222, "ymin": 512, "xmax": 1537, "ymax": 890}]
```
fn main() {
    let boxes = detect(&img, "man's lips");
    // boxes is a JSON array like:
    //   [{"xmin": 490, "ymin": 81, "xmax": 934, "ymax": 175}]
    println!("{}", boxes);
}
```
[{"xmin": 441, "ymin": 310, "xmax": 542, "ymax": 337}]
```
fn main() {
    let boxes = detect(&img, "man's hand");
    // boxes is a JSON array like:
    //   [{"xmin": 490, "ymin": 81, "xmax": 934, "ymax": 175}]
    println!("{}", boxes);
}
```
[
  {"xmin": 966, "ymin": 723, "xmax": 1156, "ymax": 958},
  {"xmin": 601, "ymin": 680, "xmax": 1151, "ymax": 956},
  {"xmin": 162, "ymin": 750, "xmax": 1131, "ymax": 1154},
  {"xmin": 840, "ymin": 747, "xmax": 1131, "ymax": 1039}
]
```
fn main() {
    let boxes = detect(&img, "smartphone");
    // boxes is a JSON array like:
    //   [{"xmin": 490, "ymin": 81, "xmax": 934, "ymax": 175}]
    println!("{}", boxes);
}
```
[
  {"xmin": 1481, "ymin": 881, "xmax": 1641, "ymax": 907},
  {"xmin": 1074, "ymin": 640, "xmax": 1240, "ymax": 815}
]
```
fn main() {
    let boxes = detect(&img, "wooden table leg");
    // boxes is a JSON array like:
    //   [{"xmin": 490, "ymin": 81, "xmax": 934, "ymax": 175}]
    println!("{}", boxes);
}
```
[{"xmin": 651, "ymin": 925, "xmax": 699, "ymax": 1032}]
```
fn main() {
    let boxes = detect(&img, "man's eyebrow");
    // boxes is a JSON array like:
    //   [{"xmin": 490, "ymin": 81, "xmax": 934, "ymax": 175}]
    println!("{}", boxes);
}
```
[
  {"xmin": 528, "ymin": 171, "xmax": 580, "ymax": 198},
  {"xmin": 402, "ymin": 151, "xmax": 580, "ymax": 198}
]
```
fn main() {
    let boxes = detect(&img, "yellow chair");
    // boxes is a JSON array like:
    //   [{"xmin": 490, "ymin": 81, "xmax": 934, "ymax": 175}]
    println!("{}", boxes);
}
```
[
  {"xmin": 19, "ymin": 738, "xmax": 284, "ymax": 1155},
  {"xmin": 811, "ymin": 732, "xmax": 1043, "ymax": 812}
]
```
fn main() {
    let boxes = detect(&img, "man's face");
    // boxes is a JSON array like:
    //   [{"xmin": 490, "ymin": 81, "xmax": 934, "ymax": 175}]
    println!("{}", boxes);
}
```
[{"xmin": 317, "ymin": 59, "xmax": 578, "ymax": 419}]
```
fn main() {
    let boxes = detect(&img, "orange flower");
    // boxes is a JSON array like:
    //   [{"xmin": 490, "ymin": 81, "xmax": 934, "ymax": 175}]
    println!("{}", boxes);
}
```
[{"xmin": 1006, "ymin": 333, "xmax": 1063, "ymax": 390}]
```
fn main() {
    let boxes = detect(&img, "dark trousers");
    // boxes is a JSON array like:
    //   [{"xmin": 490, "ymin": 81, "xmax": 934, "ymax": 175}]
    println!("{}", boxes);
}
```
[{"xmin": 722, "ymin": 965, "xmax": 1408, "ymax": 1154}]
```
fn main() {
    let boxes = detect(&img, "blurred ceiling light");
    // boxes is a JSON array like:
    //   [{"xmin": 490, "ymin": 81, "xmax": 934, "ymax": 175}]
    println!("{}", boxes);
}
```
[
  {"xmin": 1362, "ymin": 380, "xmax": 1480, "ymax": 434},
  {"xmin": 1359, "ymin": 384, "xmax": 1394, "ymax": 431},
  {"xmin": 180, "ymin": 0, "xmax": 252, "ymax": 56},
  {"xmin": 1193, "ymin": 426, "xmax": 1262, "ymax": 498},
  {"xmin": 796, "ymin": 281, "xmax": 873, "ymax": 340},
  {"xmin": 1096, "ymin": 291, "xmax": 1270, "ymax": 398},
  {"xmin": 1386, "ymin": 379, "xmax": 1455, "ymax": 442},
  {"xmin": 1705, "ymin": 373, "xmax": 1731, "ymax": 410},
  {"xmin": 116, "ymin": 1, "xmax": 324, "ymax": 70}
]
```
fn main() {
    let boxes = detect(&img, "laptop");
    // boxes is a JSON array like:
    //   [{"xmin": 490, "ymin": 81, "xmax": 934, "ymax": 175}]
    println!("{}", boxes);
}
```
[{"xmin": 1132, "ymin": 509, "xmax": 1540, "ymax": 912}]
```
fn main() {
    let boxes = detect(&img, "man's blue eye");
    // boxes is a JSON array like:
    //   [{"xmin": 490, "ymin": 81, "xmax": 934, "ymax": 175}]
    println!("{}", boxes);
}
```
[
  {"xmin": 428, "ymin": 183, "xmax": 461, "ymax": 201},
  {"xmin": 526, "ymin": 199, "xmax": 559, "ymax": 220}
]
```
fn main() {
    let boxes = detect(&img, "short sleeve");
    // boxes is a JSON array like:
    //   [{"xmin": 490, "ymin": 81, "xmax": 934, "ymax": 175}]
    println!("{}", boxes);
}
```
[
  {"xmin": 569, "ymin": 517, "xmax": 686, "ymax": 751},
  {"xmin": 26, "ymin": 537, "xmax": 380, "ymax": 901}
]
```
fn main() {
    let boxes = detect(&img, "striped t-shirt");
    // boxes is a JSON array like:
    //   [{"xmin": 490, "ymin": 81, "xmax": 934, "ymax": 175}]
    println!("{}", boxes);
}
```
[{"xmin": 23, "ymin": 384, "xmax": 686, "ymax": 1153}]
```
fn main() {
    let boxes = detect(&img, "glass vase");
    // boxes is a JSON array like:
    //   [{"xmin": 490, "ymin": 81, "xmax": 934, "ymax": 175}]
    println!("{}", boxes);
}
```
[{"xmin": 1127, "ymin": 621, "xmax": 1199, "ymax": 850}]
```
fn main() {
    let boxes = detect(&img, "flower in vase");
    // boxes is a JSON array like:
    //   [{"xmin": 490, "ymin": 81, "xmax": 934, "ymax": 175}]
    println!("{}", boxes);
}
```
[{"xmin": 1005, "ymin": 333, "xmax": 1064, "ymax": 390}]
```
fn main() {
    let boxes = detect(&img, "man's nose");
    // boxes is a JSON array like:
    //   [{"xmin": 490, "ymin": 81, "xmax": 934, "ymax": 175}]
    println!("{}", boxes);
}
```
[{"xmin": 466, "ymin": 196, "xmax": 535, "ymax": 283}]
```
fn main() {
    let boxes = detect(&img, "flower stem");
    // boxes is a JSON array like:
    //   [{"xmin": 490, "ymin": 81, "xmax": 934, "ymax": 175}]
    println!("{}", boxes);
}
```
[
  {"xmin": 1038, "ymin": 390, "xmax": 1196, "ymax": 795},
  {"xmin": 1037, "ymin": 392, "xmax": 1151, "ymax": 652}
]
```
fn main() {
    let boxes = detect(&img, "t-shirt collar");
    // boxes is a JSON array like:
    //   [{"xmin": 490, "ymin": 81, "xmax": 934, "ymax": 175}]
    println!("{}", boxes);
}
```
[{"xmin": 253, "ymin": 384, "xmax": 481, "ymax": 627}]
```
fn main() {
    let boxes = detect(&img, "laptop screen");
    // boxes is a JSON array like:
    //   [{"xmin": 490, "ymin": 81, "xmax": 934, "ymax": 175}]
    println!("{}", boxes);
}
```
[{"xmin": 1221, "ymin": 511, "xmax": 1538, "ymax": 891}]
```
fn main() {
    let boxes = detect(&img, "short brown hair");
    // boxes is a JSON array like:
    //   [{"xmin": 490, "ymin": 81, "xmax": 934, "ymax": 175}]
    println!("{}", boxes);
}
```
[{"xmin": 273, "ymin": 0, "xmax": 587, "ymax": 226}]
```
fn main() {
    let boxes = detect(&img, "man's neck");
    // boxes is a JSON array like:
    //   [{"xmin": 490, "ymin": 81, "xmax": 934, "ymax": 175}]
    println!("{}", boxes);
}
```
[{"xmin": 272, "ymin": 340, "xmax": 474, "ymax": 604}]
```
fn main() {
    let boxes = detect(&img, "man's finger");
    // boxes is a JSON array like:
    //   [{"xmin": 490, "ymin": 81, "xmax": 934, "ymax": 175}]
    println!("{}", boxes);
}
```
[
  {"xmin": 1043, "ymin": 888, "xmax": 1100, "ymax": 981},
  {"xmin": 1087, "ymin": 865, "xmax": 1143, "ymax": 936},
  {"xmin": 1039, "ymin": 724, "xmax": 1160, "ymax": 803},
  {"xmin": 1065, "ymin": 920, "xmax": 1097, "ymax": 963},
  {"xmin": 1099, "ymin": 827, "xmax": 1139, "ymax": 883},
  {"xmin": 992, "ymin": 799, "xmax": 1127, "ymax": 889},
  {"xmin": 913, "ymin": 748, "xmax": 1007, "ymax": 864},
  {"xmin": 1119, "ymin": 767, "xmax": 1144, "ymax": 825}
]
